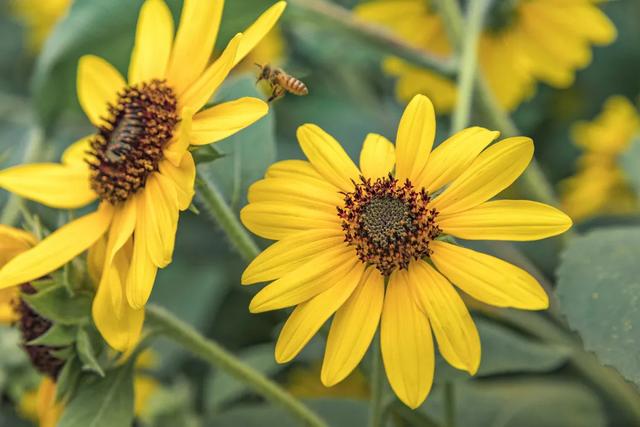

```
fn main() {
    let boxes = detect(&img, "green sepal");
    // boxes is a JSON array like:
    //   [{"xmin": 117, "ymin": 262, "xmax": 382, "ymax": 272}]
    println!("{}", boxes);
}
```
[
  {"xmin": 27, "ymin": 324, "xmax": 77, "ymax": 347},
  {"xmin": 191, "ymin": 145, "xmax": 226, "ymax": 165},
  {"xmin": 76, "ymin": 327, "xmax": 105, "ymax": 377},
  {"xmin": 55, "ymin": 355, "xmax": 82, "ymax": 402},
  {"xmin": 21, "ymin": 283, "xmax": 91, "ymax": 325}
]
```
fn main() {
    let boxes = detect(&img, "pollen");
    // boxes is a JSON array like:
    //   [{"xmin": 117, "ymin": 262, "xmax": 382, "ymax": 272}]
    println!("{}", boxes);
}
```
[
  {"xmin": 88, "ymin": 79, "xmax": 179, "ymax": 204},
  {"xmin": 338, "ymin": 175, "xmax": 441, "ymax": 276},
  {"xmin": 14, "ymin": 284, "xmax": 65, "ymax": 379}
]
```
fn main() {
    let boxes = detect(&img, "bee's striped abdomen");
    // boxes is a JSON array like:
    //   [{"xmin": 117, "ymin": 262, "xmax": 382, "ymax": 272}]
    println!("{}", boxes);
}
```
[{"xmin": 281, "ymin": 74, "xmax": 309, "ymax": 96}]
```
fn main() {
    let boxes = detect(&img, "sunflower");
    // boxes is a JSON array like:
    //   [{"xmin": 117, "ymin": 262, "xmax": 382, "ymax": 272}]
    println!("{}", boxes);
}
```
[
  {"xmin": 356, "ymin": 0, "xmax": 616, "ymax": 112},
  {"xmin": 0, "ymin": 0, "xmax": 286, "ymax": 352},
  {"xmin": 240, "ymin": 94, "xmax": 572, "ymax": 408},
  {"xmin": 560, "ymin": 96, "xmax": 640, "ymax": 221},
  {"xmin": 10, "ymin": 0, "xmax": 70, "ymax": 51}
]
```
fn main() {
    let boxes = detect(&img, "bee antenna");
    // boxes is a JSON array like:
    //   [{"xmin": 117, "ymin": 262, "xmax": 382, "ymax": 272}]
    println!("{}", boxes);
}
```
[{"xmin": 254, "ymin": 63, "xmax": 263, "ymax": 69}]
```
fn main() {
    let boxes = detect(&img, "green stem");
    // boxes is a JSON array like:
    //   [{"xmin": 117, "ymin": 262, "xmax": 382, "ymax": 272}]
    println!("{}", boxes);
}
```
[
  {"xmin": 444, "ymin": 382, "xmax": 456, "ymax": 427},
  {"xmin": 195, "ymin": 175, "xmax": 260, "ymax": 262},
  {"xmin": 480, "ymin": 307, "xmax": 640, "ymax": 424},
  {"xmin": 288, "ymin": 0, "xmax": 456, "ymax": 77},
  {"xmin": 146, "ymin": 305, "xmax": 329, "ymax": 427},
  {"xmin": 450, "ymin": 0, "xmax": 489, "ymax": 132},
  {"xmin": 368, "ymin": 333, "xmax": 384, "ymax": 427},
  {"xmin": 1, "ymin": 128, "xmax": 44, "ymax": 225}
]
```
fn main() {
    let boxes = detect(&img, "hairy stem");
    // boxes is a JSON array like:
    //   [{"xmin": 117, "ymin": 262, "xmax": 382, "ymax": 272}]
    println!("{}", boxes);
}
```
[{"xmin": 146, "ymin": 305, "xmax": 329, "ymax": 427}]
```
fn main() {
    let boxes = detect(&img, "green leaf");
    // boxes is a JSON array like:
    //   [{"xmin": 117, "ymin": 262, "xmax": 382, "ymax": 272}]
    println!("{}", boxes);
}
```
[
  {"xmin": 28, "ymin": 323, "xmax": 77, "ymax": 347},
  {"xmin": 206, "ymin": 343, "xmax": 283, "ymax": 412},
  {"xmin": 57, "ymin": 361, "xmax": 135, "ymax": 427},
  {"xmin": 621, "ymin": 135, "xmax": 640, "ymax": 197},
  {"xmin": 435, "ymin": 317, "xmax": 571, "ymax": 382},
  {"xmin": 76, "ymin": 327, "xmax": 105, "ymax": 377},
  {"xmin": 208, "ymin": 399, "xmax": 367, "ymax": 427},
  {"xmin": 21, "ymin": 284, "xmax": 91, "ymax": 325},
  {"xmin": 420, "ymin": 379, "xmax": 606, "ymax": 427},
  {"xmin": 557, "ymin": 226, "xmax": 640, "ymax": 387},
  {"xmin": 198, "ymin": 75, "xmax": 276, "ymax": 211}
]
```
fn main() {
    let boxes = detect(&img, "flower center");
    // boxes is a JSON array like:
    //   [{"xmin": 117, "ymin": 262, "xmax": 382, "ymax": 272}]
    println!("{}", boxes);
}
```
[
  {"xmin": 88, "ymin": 79, "xmax": 179, "ymax": 204},
  {"xmin": 14, "ymin": 284, "xmax": 65, "ymax": 379},
  {"xmin": 338, "ymin": 175, "xmax": 441, "ymax": 276}
]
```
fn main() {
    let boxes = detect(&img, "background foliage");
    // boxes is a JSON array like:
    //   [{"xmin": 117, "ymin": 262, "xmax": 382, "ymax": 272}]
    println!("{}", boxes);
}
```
[{"xmin": 0, "ymin": 0, "xmax": 640, "ymax": 426}]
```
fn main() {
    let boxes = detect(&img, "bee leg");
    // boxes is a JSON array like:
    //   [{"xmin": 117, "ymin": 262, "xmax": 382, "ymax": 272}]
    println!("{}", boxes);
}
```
[{"xmin": 268, "ymin": 87, "xmax": 284, "ymax": 102}]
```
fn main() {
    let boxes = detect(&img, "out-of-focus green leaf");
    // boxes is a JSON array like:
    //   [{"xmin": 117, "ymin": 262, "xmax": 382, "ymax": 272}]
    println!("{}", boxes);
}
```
[
  {"xmin": 420, "ymin": 379, "xmax": 606, "ymax": 427},
  {"xmin": 208, "ymin": 399, "xmax": 368, "ymax": 427},
  {"xmin": 557, "ymin": 226, "xmax": 640, "ymax": 387},
  {"xmin": 57, "ymin": 360, "xmax": 135, "ymax": 427},
  {"xmin": 199, "ymin": 75, "xmax": 276, "ymax": 211},
  {"xmin": 621, "ymin": 135, "xmax": 640, "ymax": 197},
  {"xmin": 435, "ymin": 317, "xmax": 571, "ymax": 382},
  {"xmin": 22, "ymin": 284, "xmax": 91, "ymax": 325},
  {"xmin": 206, "ymin": 343, "xmax": 283, "ymax": 412}
]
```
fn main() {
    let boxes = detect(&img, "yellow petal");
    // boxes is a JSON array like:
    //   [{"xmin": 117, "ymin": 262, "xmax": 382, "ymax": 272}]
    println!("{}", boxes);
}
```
[
  {"xmin": 0, "ymin": 225, "xmax": 36, "ymax": 265},
  {"xmin": 241, "ymin": 202, "xmax": 339, "ymax": 240},
  {"xmin": 164, "ymin": 107, "xmax": 194, "ymax": 167},
  {"xmin": 430, "ymin": 241, "xmax": 548, "ymax": 310},
  {"xmin": 0, "ymin": 163, "xmax": 95, "ymax": 209},
  {"xmin": 297, "ymin": 124, "xmax": 360, "ymax": 192},
  {"xmin": 93, "ymin": 249, "xmax": 144, "ymax": 352},
  {"xmin": 432, "ymin": 137, "xmax": 534, "ymax": 215},
  {"xmin": 233, "ymin": 2, "xmax": 287, "ymax": 67},
  {"xmin": 359, "ymin": 133, "xmax": 396, "ymax": 180},
  {"xmin": 143, "ymin": 173, "xmax": 179, "ymax": 268},
  {"xmin": 191, "ymin": 97, "xmax": 269, "ymax": 145},
  {"xmin": 415, "ymin": 127, "xmax": 499, "ymax": 192},
  {"xmin": 242, "ymin": 229, "xmax": 344, "ymax": 285},
  {"xmin": 77, "ymin": 56, "xmax": 126, "ymax": 126},
  {"xmin": 438, "ymin": 200, "xmax": 573, "ymax": 241},
  {"xmin": 395, "ymin": 94, "xmax": 436, "ymax": 183},
  {"xmin": 381, "ymin": 269, "xmax": 434, "ymax": 409},
  {"xmin": 61, "ymin": 136, "xmax": 93, "ymax": 168},
  {"xmin": 36, "ymin": 378, "xmax": 63, "ymax": 427},
  {"xmin": 249, "ymin": 246, "xmax": 357, "ymax": 313},
  {"xmin": 0, "ymin": 206, "xmax": 113, "ymax": 289},
  {"xmin": 275, "ymin": 262, "xmax": 365, "ymax": 363},
  {"xmin": 321, "ymin": 268, "xmax": 384, "ymax": 386},
  {"xmin": 180, "ymin": 34, "xmax": 242, "ymax": 113},
  {"xmin": 265, "ymin": 160, "xmax": 324, "ymax": 182},
  {"xmin": 407, "ymin": 261, "xmax": 480, "ymax": 374},
  {"xmin": 128, "ymin": 0, "xmax": 174, "ymax": 84},
  {"xmin": 167, "ymin": 0, "xmax": 224, "ymax": 96},
  {"xmin": 88, "ymin": 236, "xmax": 107, "ymax": 286},
  {"xmin": 126, "ymin": 195, "xmax": 159, "ymax": 309},
  {"xmin": 99, "ymin": 198, "xmax": 137, "ymax": 308},
  {"xmin": 247, "ymin": 178, "xmax": 342, "ymax": 210},
  {"xmin": 159, "ymin": 154, "xmax": 195, "ymax": 211}
]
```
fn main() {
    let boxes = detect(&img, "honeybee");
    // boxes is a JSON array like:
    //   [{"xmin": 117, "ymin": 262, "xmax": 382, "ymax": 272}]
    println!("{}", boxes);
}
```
[{"xmin": 255, "ymin": 64, "xmax": 309, "ymax": 102}]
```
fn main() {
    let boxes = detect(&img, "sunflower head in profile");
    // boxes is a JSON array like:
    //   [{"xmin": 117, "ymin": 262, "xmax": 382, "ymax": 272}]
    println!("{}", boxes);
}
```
[
  {"xmin": 0, "ymin": 0, "xmax": 287, "ymax": 352},
  {"xmin": 240, "ymin": 94, "xmax": 572, "ymax": 408},
  {"xmin": 356, "ymin": 0, "xmax": 616, "ymax": 112}
]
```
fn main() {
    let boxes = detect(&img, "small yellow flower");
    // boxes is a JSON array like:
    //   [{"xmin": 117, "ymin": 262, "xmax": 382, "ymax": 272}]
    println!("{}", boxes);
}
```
[
  {"xmin": 561, "ymin": 96, "xmax": 640, "ymax": 221},
  {"xmin": 10, "ymin": 0, "xmax": 70, "ymax": 51},
  {"xmin": 0, "ymin": 225, "xmax": 36, "ymax": 324},
  {"xmin": 356, "ymin": 0, "xmax": 616, "ymax": 112},
  {"xmin": 0, "ymin": 0, "xmax": 286, "ymax": 352},
  {"xmin": 240, "ymin": 94, "xmax": 572, "ymax": 408}
]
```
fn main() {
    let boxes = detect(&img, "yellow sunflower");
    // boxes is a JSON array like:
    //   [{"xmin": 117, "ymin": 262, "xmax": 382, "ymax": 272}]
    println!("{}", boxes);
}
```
[
  {"xmin": 240, "ymin": 94, "xmax": 572, "ymax": 408},
  {"xmin": 560, "ymin": 96, "xmax": 640, "ymax": 221},
  {"xmin": 356, "ymin": 0, "xmax": 616, "ymax": 112},
  {"xmin": 10, "ymin": 0, "xmax": 70, "ymax": 52},
  {"xmin": 0, "ymin": 0, "xmax": 286, "ymax": 352}
]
